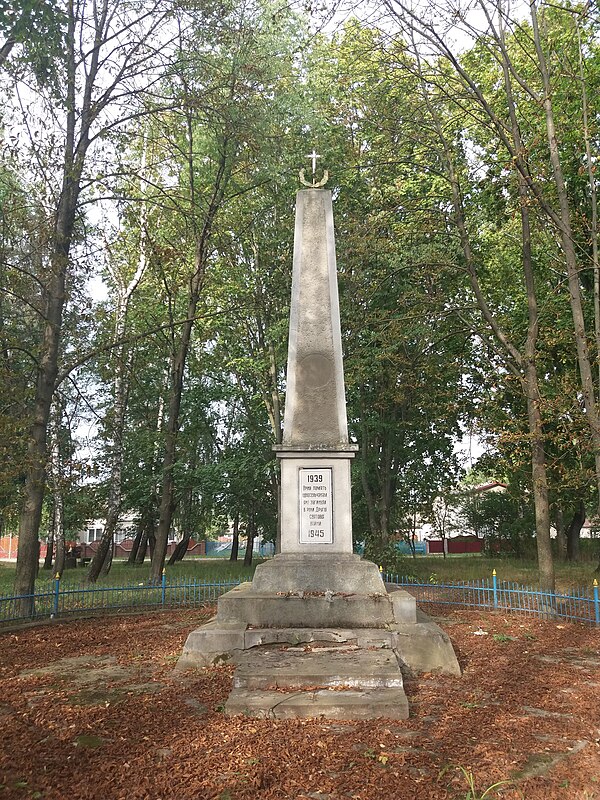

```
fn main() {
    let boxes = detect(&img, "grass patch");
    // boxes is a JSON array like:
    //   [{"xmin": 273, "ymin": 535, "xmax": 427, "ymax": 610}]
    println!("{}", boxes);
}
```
[
  {"xmin": 0, "ymin": 557, "xmax": 259, "ymax": 597},
  {"xmin": 2, "ymin": 552, "xmax": 598, "ymax": 598},
  {"xmin": 383, "ymin": 555, "xmax": 598, "ymax": 591}
]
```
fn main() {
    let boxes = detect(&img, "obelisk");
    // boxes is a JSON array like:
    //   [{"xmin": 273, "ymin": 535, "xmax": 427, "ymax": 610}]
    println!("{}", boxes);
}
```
[
  {"xmin": 251, "ymin": 155, "xmax": 386, "ymax": 593},
  {"xmin": 177, "ymin": 157, "xmax": 461, "ymax": 687}
]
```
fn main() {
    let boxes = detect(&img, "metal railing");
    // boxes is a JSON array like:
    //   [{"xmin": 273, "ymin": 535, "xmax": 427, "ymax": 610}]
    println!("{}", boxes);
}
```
[
  {"xmin": 0, "ymin": 573, "xmax": 243, "ymax": 625},
  {"xmin": 385, "ymin": 569, "xmax": 600, "ymax": 625},
  {"xmin": 2, "ymin": 569, "xmax": 599, "ymax": 627}
]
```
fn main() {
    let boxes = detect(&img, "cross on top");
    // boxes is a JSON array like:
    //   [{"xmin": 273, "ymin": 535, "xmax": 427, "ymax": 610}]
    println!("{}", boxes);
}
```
[{"xmin": 305, "ymin": 149, "xmax": 321, "ymax": 175}]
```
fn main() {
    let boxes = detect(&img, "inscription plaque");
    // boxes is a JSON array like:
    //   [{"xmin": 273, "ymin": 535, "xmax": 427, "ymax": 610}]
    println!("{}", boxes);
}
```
[{"xmin": 299, "ymin": 467, "xmax": 333, "ymax": 544}]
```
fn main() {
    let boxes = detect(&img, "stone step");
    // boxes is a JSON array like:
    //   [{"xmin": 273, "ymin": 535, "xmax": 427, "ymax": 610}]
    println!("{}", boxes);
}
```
[
  {"xmin": 232, "ymin": 647, "xmax": 404, "ymax": 690},
  {"xmin": 225, "ymin": 686, "xmax": 409, "ymax": 720}
]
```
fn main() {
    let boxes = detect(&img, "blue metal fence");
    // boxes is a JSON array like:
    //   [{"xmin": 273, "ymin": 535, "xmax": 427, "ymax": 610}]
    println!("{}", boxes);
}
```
[
  {"xmin": 0, "ymin": 573, "xmax": 243, "ymax": 625},
  {"xmin": 2, "ymin": 571, "xmax": 599, "ymax": 627},
  {"xmin": 385, "ymin": 570, "xmax": 600, "ymax": 625}
]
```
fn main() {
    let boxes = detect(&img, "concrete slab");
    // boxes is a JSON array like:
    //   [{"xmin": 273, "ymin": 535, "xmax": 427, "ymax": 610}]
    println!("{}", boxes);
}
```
[
  {"xmin": 390, "ymin": 589, "xmax": 417, "ymax": 624},
  {"xmin": 251, "ymin": 553, "xmax": 386, "ymax": 594},
  {"xmin": 175, "ymin": 619, "xmax": 247, "ymax": 670},
  {"xmin": 393, "ymin": 621, "xmax": 461, "ymax": 676},
  {"xmin": 216, "ymin": 582, "xmax": 395, "ymax": 628},
  {"xmin": 231, "ymin": 647, "xmax": 404, "ymax": 690},
  {"xmin": 225, "ymin": 687, "xmax": 409, "ymax": 720},
  {"xmin": 176, "ymin": 610, "xmax": 462, "ymax": 678},
  {"xmin": 243, "ymin": 627, "xmax": 392, "ymax": 650}
]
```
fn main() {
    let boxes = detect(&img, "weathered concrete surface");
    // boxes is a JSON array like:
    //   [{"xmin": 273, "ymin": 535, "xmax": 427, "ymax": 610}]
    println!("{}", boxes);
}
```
[
  {"xmin": 393, "ymin": 609, "xmax": 461, "ymax": 677},
  {"xmin": 215, "ymin": 582, "xmax": 396, "ymax": 629},
  {"xmin": 225, "ymin": 687, "xmax": 410, "ymax": 720},
  {"xmin": 176, "ymin": 620, "xmax": 247, "ymax": 670},
  {"xmin": 251, "ymin": 553, "xmax": 387, "ymax": 594},
  {"xmin": 282, "ymin": 190, "xmax": 348, "ymax": 450},
  {"xmin": 276, "ymin": 189, "xmax": 357, "ymax": 557},
  {"xmin": 231, "ymin": 647, "xmax": 404, "ymax": 690},
  {"xmin": 177, "ymin": 609, "xmax": 461, "ymax": 678},
  {"xmin": 275, "ymin": 452, "xmax": 357, "ymax": 556},
  {"xmin": 243, "ymin": 627, "xmax": 390, "ymax": 650},
  {"xmin": 224, "ymin": 646, "xmax": 409, "ymax": 719},
  {"xmin": 390, "ymin": 589, "xmax": 417, "ymax": 624}
]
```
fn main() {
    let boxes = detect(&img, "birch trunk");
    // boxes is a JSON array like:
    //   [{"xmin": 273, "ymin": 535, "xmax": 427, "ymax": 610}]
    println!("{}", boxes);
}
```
[
  {"xmin": 531, "ymin": 1, "xmax": 600, "ymax": 514},
  {"xmin": 500, "ymin": 10, "xmax": 554, "ymax": 591},
  {"xmin": 149, "ymin": 140, "xmax": 231, "ymax": 584},
  {"xmin": 87, "ymin": 145, "xmax": 149, "ymax": 582}
]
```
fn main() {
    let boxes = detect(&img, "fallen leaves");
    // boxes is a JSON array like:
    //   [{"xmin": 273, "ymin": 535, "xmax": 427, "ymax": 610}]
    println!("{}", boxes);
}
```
[{"xmin": 1, "ymin": 606, "xmax": 599, "ymax": 799}]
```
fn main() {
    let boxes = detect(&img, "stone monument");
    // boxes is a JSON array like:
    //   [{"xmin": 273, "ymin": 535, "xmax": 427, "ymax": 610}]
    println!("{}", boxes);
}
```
[{"xmin": 177, "ymin": 154, "xmax": 460, "ymax": 719}]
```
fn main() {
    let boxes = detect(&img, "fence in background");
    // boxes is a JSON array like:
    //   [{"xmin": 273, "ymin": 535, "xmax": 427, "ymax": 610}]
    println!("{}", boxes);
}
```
[
  {"xmin": 385, "ymin": 570, "xmax": 600, "ymax": 625},
  {"xmin": 2, "ymin": 570, "xmax": 599, "ymax": 627},
  {"xmin": 0, "ymin": 575, "xmax": 243, "ymax": 625}
]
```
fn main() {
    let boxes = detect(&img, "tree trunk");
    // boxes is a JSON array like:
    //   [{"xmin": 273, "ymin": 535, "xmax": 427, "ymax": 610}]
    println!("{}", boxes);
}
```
[
  {"xmin": 149, "ymin": 141, "xmax": 230, "ymax": 584},
  {"xmin": 268, "ymin": 342, "xmax": 283, "ymax": 555},
  {"xmin": 87, "ymin": 157, "xmax": 148, "ymax": 583},
  {"xmin": 359, "ymin": 402, "xmax": 381, "ymax": 545},
  {"xmin": 14, "ymin": 0, "xmax": 88, "ymax": 614},
  {"xmin": 136, "ymin": 529, "xmax": 149, "ymax": 564},
  {"xmin": 555, "ymin": 507, "xmax": 567, "ymax": 562},
  {"xmin": 576, "ymin": 20, "xmax": 600, "ymax": 393},
  {"xmin": 131, "ymin": 507, "xmax": 156, "ymax": 564},
  {"xmin": 168, "ymin": 531, "xmax": 191, "ymax": 565},
  {"xmin": 53, "ymin": 494, "xmax": 65, "ymax": 577},
  {"xmin": 12, "ymin": 0, "xmax": 166, "ymax": 611},
  {"xmin": 531, "ymin": 1, "xmax": 600, "ymax": 516},
  {"xmin": 128, "ymin": 518, "xmax": 145, "ymax": 564},
  {"xmin": 244, "ymin": 513, "xmax": 256, "ymax": 567},
  {"xmin": 43, "ymin": 507, "xmax": 55, "ymax": 571},
  {"xmin": 432, "ymin": 31, "xmax": 556, "ymax": 590},
  {"xmin": 15, "ymin": 254, "xmax": 68, "ymax": 611},
  {"xmin": 100, "ymin": 543, "xmax": 113, "ymax": 575},
  {"xmin": 229, "ymin": 511, "xmax": 240, "ymax": 562},
  {"xmin": 501, "ymin": 24, "xmax": 555, "ymax": 591},
  {"xmin": 566, "ymin": 501, "xmax": 586, "ymax": 562},
  {"xmin": 524, "ymin": 374, "xmax": 553, "ymax": 589},
  {"xmin": 0, "ymin": 36, "xmax": 15, "ymax": 68}
]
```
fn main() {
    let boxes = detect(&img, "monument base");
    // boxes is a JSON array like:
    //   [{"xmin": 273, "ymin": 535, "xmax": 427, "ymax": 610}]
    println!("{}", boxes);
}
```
[
  {"xmin": 177, "ymin": 581, "xmax": 460, "ymax": 719},
  {"xmin": 176, "ymin": 556, "xmax": 460, "ymax": 719},
  {"xmin": 208, "ymin": 581, "xmax": 409, "ymax": 628},
  {"xmin": 251, "ymin": 553, "xmax": 387, "ymax": 594},
  {"xmin": 224, "ymin": 646, "xmax": 410, "ymax": 720},
  {"xmin": 177, "ymin": 580, "xmax": 460, "ymax": 710}
]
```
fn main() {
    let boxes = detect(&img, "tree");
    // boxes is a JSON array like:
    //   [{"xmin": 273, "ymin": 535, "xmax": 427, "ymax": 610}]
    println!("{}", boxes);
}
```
[
  {"xmin": 86, "ymin": 144, "xmax": 151, "ymax": 582},
  {"xmin": 148, "ymin": 0, "xmax": 306, "ymax": 581},
  {"xmin": 382, "ymin": 0, "xmax": 600, "ymax": 587},
  {"xmin": 305, "ymin": 23, "xmax": 470, "ymax": 554},
  {"xmin": 0, "ymin": 0, "xmax": 66, "ymax": 75},
  {"xmin": 10, "ymin": 0, "xmax": 170, "ymax": 611}
]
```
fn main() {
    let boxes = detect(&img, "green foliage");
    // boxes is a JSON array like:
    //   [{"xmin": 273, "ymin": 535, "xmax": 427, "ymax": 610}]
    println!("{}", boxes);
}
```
[
  {"xmin": 304, "ymin": 24, "xmax": 470, "ymax": 550},
  {"xmin": 0, "ymin": 0, "xmax": 67, "ymax": 85},
  {"xmin": 439, "ymin": 765, "xmax": 514, "ymax": 800},
  {"xmin": 459, "ymin": 486, "xmax": 537, "ymax": 558},
  {"xmin": 3, "ymin": 1, "xmax": 600, "ymax": 587}
]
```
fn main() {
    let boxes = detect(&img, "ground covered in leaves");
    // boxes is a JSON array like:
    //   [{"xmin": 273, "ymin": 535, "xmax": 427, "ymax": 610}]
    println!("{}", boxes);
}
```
[{"xmin": 0, "ymin": 605, "xmax": 599, "ymax": 799}]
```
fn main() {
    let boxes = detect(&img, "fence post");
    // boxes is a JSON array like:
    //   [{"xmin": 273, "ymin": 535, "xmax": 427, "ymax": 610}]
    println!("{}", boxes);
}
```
[
  {"xmin": 161, "ymin": 569, "xmax": 166, "ymax": 607},
  {"xmin": 594, "ymin": 579, "xmax": 599, "ymax": 626},
  {"xmin": 492, "ymin": 569, "xmax": 498, "ymax": 609},
  {"xmin": 53, "ymin": 573, "xmax": 61, "ymax": 617}
]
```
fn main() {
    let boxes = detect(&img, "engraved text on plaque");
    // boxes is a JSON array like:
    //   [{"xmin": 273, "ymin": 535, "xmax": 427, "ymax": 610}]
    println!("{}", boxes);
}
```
[{"xmin": 299, "ymin": 468, "xmax": 333, "ymax": 543}]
